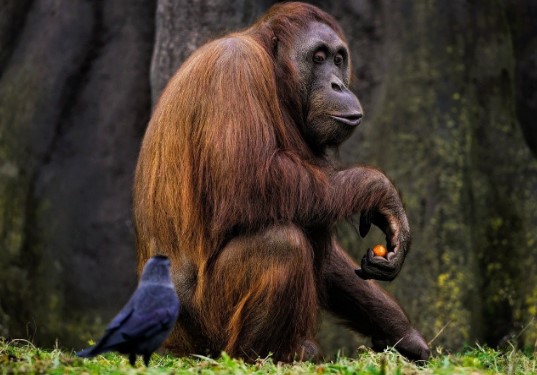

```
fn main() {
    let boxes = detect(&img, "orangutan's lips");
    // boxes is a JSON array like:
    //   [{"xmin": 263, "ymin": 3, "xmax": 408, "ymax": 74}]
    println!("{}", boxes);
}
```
[{"xmin": 329, "ymin": 113, "xmax": 362, "ymax": 126}]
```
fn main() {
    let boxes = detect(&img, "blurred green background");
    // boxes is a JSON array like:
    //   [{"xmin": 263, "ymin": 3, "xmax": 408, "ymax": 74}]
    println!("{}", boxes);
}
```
[{"xmin": 1, "ymin": 0, "xmax": 536, "ymax": 357}]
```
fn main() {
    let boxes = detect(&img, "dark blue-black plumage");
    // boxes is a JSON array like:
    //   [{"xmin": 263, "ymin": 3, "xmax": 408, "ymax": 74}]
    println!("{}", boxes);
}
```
[{"xmin": 76, "ymin": 255, "xmax": 180, "ymax": 366}]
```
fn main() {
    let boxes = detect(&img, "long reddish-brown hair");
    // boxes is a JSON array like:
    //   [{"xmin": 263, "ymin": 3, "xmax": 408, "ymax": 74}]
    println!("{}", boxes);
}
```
[
  {"xmin": 134, "ymin": 2, "xmax": 345, "ymax": 278},
  {"xmin": 133, "ymin": 3, "xmax": 430, "ymax": 362}
]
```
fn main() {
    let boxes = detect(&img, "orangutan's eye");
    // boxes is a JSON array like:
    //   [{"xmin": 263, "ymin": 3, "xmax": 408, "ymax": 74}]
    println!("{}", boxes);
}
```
[{"xmin": 313, "ymin": 50, "xmax": 326, "ymax": 63}]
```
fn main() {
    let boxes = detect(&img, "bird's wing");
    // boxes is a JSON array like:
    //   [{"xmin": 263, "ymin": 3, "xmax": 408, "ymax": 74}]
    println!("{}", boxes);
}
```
[
  {"xmin": 76, "ymin": 307, "xmax": 135, "ymax": 357},
  {"xmin": 119, "ymin": 305, "xmax": 179, "ymax": 341},
  {"xmin": 77, "ymin": 288, "xmax": 179, "ymax": 357},
  {"xmin": 94, "ymin": 305, "xmax": 178, "ymax": 352}
]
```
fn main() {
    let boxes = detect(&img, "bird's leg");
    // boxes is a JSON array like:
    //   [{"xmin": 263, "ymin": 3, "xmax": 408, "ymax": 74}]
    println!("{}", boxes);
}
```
[
  {"xmin": 129, "ymin": 353, "xmax": 136, "ymax": 366},
  {"xmin": 143, "ymin": 353, "xmax": 152, "ymax": 366}
]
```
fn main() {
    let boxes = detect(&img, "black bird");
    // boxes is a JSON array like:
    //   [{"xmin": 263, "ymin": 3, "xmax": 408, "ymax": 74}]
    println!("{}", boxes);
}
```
[{"xmin": 77, "ymin": 255, "xmax": 180, "ymax": 366}]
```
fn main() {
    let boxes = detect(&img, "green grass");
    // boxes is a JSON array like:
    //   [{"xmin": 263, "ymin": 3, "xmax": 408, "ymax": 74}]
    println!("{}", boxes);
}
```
[{"xmin": 0, "ymin": 338, "xmax": 535, "ymax": 374}]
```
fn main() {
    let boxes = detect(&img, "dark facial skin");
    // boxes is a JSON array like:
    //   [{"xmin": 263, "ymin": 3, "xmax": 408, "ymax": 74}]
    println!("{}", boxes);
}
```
[{"xmin": 290, "ymin": 22, "xmax": 363, "ymax": 151}]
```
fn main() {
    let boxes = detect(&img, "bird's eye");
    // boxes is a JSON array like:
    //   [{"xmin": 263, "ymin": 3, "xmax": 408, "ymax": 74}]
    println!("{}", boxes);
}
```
[
  {"xmin": 313, "ymin": 50, "xmax": 326, "ymax": 63},
  {"xmin": 334, "ymin": 53, "xmax": 344, "ymax": 66}
]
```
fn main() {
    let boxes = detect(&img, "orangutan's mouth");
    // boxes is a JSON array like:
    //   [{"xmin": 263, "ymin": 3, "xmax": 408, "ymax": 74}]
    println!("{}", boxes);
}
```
[{"xmin": 329, "ymin": 113, "xmax": 362, "ymax": 126}]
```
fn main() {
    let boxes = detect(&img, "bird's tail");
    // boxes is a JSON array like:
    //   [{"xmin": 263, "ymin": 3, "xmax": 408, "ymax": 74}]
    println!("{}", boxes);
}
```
[{"xmin": 76, "ymin": 346, "xmax": 101, "ymax": 358}]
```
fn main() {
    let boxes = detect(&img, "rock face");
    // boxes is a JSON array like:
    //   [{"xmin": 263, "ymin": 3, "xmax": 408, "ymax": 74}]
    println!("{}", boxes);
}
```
[
  {"xmin": 0, "ymin": 0, "xmax": 155, "ymax": 346},
  {"xmin": 348, "ymin": 2, "xmax": 537, "ymax": 351},
  {"xmin": 0, "ymin": 0, "xmax": 536, "ymax": 353}
]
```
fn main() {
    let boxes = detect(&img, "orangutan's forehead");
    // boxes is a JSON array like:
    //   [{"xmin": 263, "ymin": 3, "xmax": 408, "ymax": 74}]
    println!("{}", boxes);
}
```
[{"xmin": 305, "ymin": 22, "xmax": 345, "ymax": 47}]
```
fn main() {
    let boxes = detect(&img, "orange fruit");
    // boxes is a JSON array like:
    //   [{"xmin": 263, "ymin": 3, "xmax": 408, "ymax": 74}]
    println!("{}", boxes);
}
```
[{"xmin": 372, "ymin": 244, "xmax": 387, "ymax": 257}]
